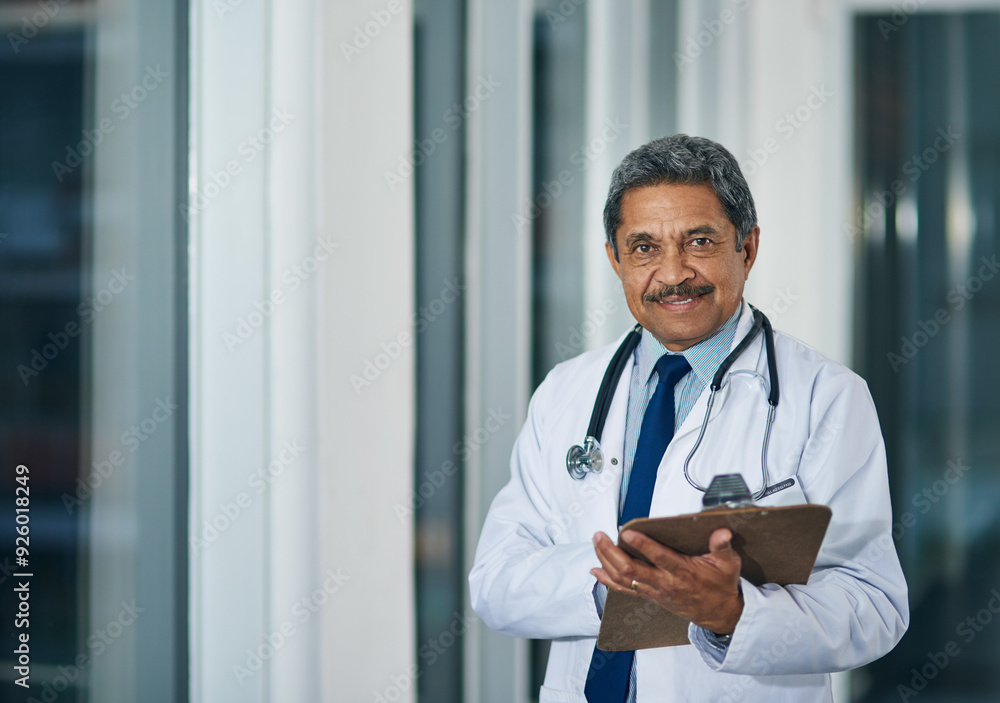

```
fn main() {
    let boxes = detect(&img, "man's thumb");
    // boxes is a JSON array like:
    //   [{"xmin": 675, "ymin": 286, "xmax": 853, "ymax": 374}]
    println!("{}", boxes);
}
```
[{"xmin": 709, "ymin": 528, "xmax": 737, "ymax": 559}]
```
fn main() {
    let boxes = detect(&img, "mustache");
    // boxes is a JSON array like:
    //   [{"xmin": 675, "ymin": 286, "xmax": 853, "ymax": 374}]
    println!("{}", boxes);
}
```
[{"xmin": 643, "ymin": 284, "xmax": 715, "ymax": 303}]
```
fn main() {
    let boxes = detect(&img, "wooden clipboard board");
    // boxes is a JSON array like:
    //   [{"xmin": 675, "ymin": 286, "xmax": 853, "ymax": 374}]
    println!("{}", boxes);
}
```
[{"xmin": 596, "ymin": 503, "xmax": 832, "ymax": 651}]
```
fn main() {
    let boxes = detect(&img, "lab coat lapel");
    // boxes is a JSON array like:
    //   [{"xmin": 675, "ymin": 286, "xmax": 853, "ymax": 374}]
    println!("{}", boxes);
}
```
[{"xmin": 592, "ymin": 347, "xmax": 633, "ymax": 536}]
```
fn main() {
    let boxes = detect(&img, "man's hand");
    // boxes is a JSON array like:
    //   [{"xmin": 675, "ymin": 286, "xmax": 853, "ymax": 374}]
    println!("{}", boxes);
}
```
[{"xmin": 591, "ymin": 527, "xmax": 744, "ymax": 635}]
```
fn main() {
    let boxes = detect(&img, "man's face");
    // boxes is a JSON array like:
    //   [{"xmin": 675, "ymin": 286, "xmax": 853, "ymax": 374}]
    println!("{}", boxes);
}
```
[{"xmin": 607, "ymin": 182, "xmax": 759, "ymax": 351}]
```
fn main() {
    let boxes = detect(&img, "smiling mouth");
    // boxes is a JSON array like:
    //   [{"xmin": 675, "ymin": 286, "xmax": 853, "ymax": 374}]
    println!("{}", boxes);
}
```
[{"xmin": 644, "ymin": 285, "xmax": 715, "ymax": 304}]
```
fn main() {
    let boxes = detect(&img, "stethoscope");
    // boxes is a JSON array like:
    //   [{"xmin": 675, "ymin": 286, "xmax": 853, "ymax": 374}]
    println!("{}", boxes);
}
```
[{"xmin": 565, "ymin": 307, "xmax": 780, "ymax": 501}]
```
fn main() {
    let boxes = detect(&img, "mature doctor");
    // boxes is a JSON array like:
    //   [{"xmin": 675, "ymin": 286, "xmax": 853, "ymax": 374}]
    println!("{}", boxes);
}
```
[{"xmin": 469, "ymin": 135, "xmax": 908, "ymax": 702}]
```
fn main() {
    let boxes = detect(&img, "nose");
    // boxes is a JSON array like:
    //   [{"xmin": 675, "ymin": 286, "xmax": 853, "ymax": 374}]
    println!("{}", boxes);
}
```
[{"xmin": 655, "ymin": 245, "xmax": 695, "ymax": 286}]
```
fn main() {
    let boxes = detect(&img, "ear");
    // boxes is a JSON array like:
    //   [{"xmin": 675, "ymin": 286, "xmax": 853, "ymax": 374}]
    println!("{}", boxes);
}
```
[
  {"xmin": 606, "ymin": 240, "xmax": 622, "ymax": 279},
  {"xmin": 741, "ymin": 226, "xmax": 760, "ymax": 279}
]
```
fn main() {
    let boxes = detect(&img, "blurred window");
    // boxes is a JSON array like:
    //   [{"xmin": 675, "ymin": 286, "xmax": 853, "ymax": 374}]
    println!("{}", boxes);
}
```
[
  {"xmin": 853, "ymin": 11, "xmax": 1000, "ymax": 702},
  {"xmin": 0, "ymin": 1, "xmax": 186, "ymax": 701},
  {"xmin": 413, "ymin": 0, "xmax": 466, "ymax": 701}
]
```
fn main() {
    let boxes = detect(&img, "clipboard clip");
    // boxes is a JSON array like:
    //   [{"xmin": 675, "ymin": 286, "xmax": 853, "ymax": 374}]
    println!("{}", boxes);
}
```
[{"xmin": 701, "ymin": 474, "xmax": 754, "ymax": 511}]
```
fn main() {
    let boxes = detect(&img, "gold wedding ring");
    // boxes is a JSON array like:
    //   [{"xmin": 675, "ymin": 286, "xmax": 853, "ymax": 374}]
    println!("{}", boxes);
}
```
[{"xmin": 630, "ymin": 579, "xmax": 639, "ymax": 591}]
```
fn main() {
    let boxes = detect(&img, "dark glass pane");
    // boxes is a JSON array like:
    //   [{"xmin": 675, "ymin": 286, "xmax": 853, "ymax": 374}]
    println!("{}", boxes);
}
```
[
  {"xmin": 413, "ymin": 1, "xmax": 466, "ymax": 701},
  {"xmin": 854, "ymin": 11, "xmax": 1000, "ymax": 702},
  {"xmin": 0, "ymin": 28, "xmax": 86, "ymax": 702}
]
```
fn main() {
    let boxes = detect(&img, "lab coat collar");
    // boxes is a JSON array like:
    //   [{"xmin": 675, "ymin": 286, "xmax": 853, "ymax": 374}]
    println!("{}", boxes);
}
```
[
  {"xmin": 670, "ymin": 300, "xmax": 764, "ymax": 441},
  {"xmin": 632, "ymin": 302, "xmax": 744, "ymax": 388}
]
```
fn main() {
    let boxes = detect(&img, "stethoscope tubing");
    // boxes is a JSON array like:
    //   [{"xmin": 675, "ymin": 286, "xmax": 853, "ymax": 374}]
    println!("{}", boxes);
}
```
[
  {"xmin": 586, "ymin": 323, "xmax": 642, "ymax": 442},
  {"xmin": 567, "ymin": 306, "xmax": 778, "ymax": 497}
]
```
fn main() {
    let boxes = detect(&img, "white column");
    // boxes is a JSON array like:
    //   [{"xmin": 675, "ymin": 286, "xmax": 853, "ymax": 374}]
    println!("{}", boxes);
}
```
[
  {"xmin": 737, "ymin": 0, "xmax": 851, "ymax": 362},
  {"xmin": 582, "ymin": 0, "xmax": 648, "ymax": 346},
  {"xmin": 463, "ymin": 1, "xmax": 534, "ymax": 701},
  {"xmin": 189, "ymin": 0, "xmax": 272, "ymax": 700},
  {"xmin": 317, "ymin": 2, "xmax": 416, "ymax": 702},
  {"xmin": 190, "ymin": 1, "xmax": 415, "ymax": 702}
]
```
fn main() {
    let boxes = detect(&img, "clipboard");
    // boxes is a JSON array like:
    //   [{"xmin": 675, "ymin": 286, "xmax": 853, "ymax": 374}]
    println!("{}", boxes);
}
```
[{"xmin": 596, "ymin": 503, "xmax": 832, "ymax": 651}]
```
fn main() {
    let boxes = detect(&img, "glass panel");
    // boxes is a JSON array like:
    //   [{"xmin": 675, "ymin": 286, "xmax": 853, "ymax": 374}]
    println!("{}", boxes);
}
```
[
  {"xmin": 853, "ymin": 11, "xmax": 1000, "ymax": 702},
  {"xmin": 529, "ymin": 1, "xmax": 589, "ymax": 694},
  {"xmin": 414, "ymin": 1, "xmax": 466, "ymax": 701},
  {"xmin": 531, "ymin": 0, "xmax": 587, "ymax": 390},
  {"xmin": 0, "ymin": 21, "xmax": 87, "ymax": 702},
  {"xmin": 0, "ymin": 1, "xmax": 186, "ymax": 701}
]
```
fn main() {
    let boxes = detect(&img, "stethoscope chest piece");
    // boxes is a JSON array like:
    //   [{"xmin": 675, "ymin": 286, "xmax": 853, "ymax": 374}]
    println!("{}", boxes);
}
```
[{"xmin": 566, "ymin": 436, "xmax": 603, "ymax": 480}]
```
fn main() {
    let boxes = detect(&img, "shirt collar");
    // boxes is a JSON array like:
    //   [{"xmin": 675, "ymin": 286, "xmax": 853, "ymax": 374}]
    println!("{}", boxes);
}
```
[{"xmin": 633, "ymin": 301, "xmax": 744, "ymax": 386}]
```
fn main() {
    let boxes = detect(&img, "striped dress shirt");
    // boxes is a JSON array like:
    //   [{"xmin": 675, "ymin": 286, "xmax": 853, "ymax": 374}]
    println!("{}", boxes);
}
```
[{"xmin": 618, "ymin": 302, "xmax": 743, "ymax": 514}]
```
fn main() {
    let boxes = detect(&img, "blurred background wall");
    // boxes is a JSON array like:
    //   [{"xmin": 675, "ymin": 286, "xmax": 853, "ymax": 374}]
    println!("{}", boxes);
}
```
[{"xmin": 0, "ymin": 0, "xmax": 997, "ymax": 702}]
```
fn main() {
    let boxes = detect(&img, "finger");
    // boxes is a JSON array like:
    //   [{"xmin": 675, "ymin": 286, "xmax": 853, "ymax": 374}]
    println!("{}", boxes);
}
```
[
  {"xmin": 591, "ymin": 534, "xmax": 624, "ymax": 573},
  {"xmin": 708, "ymin": 527, "xmax": 731, "ymax": 551},
  {"xmin": 592, "ymin": 531, "xmax": 614, "ymax": 552},
  {"xmin": 592, "ymin": 532, "xmax": 636, "ymax": 572},
  {"xmin": 620, "ymin": 530, "xmax": 686, "ymax": 571},
  {"xmin": 708, "ymin": 528, "xmax": 740, "ymax": 565},
  {"xmin": 591, "ymin": 567, "xmax": 630, "ymax": 593},
  {"xmin": 592, "ymin": 565, "xmax": 656, "ymax": 595},
  {"xmin": 594, "ymin": 546, "xmax": 638, "ymax": 585},
  {"xmin": 592, "ymin": 533, "xmax": 645, "ymax": 588}
]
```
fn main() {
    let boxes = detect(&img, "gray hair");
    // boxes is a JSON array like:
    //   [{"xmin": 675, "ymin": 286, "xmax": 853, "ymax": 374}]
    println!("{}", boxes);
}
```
[{"xmin": 603, "ymin": 134, "xmax": 757, "ymax": 260}]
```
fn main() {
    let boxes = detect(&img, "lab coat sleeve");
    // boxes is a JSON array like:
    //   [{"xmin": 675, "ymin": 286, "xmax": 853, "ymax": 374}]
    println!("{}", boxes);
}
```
[
  {"xmin": 690, "ymin": 369, "xmax": 909, "ymax": 675},
  {"xmin": 469, "ymin": 379, "xmax": 603, "ymax": 640}
]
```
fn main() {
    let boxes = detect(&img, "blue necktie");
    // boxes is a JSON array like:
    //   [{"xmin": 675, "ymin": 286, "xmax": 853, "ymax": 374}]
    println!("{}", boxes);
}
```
[{"xmin": 584, "ymin": 353, "xmax": 691, "ymax": 703}]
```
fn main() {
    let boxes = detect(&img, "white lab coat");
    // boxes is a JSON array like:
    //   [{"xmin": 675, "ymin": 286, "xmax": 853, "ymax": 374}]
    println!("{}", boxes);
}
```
[{"xmin": 469, "ymin": 303, "xmax": 908, "ymax": 703}]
